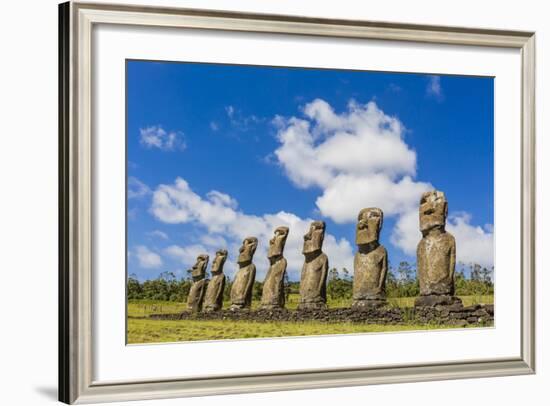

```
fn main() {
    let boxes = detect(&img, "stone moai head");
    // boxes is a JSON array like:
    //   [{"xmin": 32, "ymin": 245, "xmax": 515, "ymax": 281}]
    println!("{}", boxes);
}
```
[
  {"xmin": 355, "ymin": 208, "xmax": 383, "ymax": 245},
  {"xmin": 190, "ymin": 254, "xmax": 209, "ymax": 281},
  {"xmin": 211, "ymin": 249, "xmax": 228, "ymax": 275},
  {"xmin": 419, "ymin": 190, "xmax": 448, "ymax": 234},
  {"xmin": 302, "ymin": 221, "xmax": 326, "ymax": 255},
  {"xmin": 268, "ymin": 226, "xmax": 289, "ymax": 259},
  {"xmin": 237, "ymin": 237, "xmax": 258, "ymax": 265}
]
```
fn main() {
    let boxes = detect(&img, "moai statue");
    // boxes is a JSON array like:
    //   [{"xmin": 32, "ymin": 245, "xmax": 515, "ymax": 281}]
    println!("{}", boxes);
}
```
[
  {"xmin": 229, "ymin": 237, "xmax": 258, "ymax": 310},
  {"xmin": 186, "ymin": 254, "xmax": 209, "ymax": 312},
  {"xmin": 203, "ymin": 249, "xmax": 228, "ymax": 312},
  {"xmin": 260, "ymin": 226, "xmax": 289, "ymax": 310},
  {"xmin": 415, "ymin": 190, "xmax": 462, "ymax": 307},
  {"xmin": 298, "ymin": 221, "xmax": 329, "ymax": 310},
  {"xmin": 352, "ymin": 208, "xmax": 388, "ymax": 309}
]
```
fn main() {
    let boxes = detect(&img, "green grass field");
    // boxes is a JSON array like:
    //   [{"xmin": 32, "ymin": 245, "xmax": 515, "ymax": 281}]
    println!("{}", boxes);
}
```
[
  {"xmin": 128, "ymin": 318, "xmax": 467, "ymax": 344},
  {"xmin": 127, "ymin": 294, "xmax": 493, "ymax": 344}
]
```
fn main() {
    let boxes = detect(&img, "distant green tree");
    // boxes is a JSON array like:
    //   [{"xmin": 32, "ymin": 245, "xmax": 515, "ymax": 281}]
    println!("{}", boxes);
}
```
[
  {"xmin": 283, "ymin": 272, "xmax": 290, "ymax": 301},
  {"xmin": 397, "ymin": 261, "xmax": 414, "ymax": 282},
  {"xmin": 126, "ymin": 261, "xmax": 494, "ymax": 303},
  {"xmin": 458, "ymin": 263, "xmax": 494, "ymax": 296},
  {"xmin": 327, "ymin": 268, "xmax": 353, "ymax": 301},
  {"xmin": 287, "ymin": 281, "xmax": 300, "ymax": 295},
  {"xmin": 470, "ymin": 263, "xmax": 482, "ymax": 282},
  {"xmin": 159, "ymin": 271, "xmax": 176, "ymax": 281},
  {"xmin": 253, "ymin": 281, "xmax": 263, "ymax": 301},
  {"xmin": 127, "ymin": 274, "xmax": 143, "ymax": 300},
  {"xmin": 223, "ymin": 277, "xmax": 233, "ymax": 302},
  {"xmin": 179, "ymin": 278, "xmax": 193, "ymax": 301},
  {"xmin": 455, "ymin": 269, "xmax": 467, "ymax": 294},
  {"xmin": 386, "ymin": 261, "xmax": 418, "ymax": 297}
]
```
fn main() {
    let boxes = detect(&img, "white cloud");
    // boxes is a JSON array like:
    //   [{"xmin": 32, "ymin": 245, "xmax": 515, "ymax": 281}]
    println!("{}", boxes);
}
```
[
  {"xmin": 128, "ymin": 177, "xmax": 150, "ymax": 199},
  {"xmin": 273, "ymin": 99, "xmax": 430, "ymax": 222},
  {"xmin": 274, "ymin": 100, "xmax": 418, "ymax": 189},
  {"xmin": 225, "ymin": 105, "xmax": 263, "ymax": 131},
  {"xmin": 200, "ymin": 234, "xmax": 228, "ymax": 248},
  {"xmin": 426, "ymin": 76, "xmax": 444, "ymax": 100},
  {"xmin": 388, "ymin": 83, "xmax": 402, "ymax": 93},
  {"xmin": 151, "ymin": 178, "xmax": 239, "ymax": 231},
  {"xmin": 209, "ymin": 121, "xmax": 219, "ymax": 131},
  {"xmin": 151, "ymin": 178, "xmax": 354, "ymax": 279},
  {"xmin": 135, "ymin": 245, "xmax": 163, "ymax": 269},
  {"xmin": 225, "ymin": 105, "xmax": 235, "ymax": 118},
  {"xmin": 390, "ymin": 209, "xmax": 420, "ymax": 256},
  {"xmin": 447, "ymin": 213, "xmax": 494, "ymax": 267},
  {"xmin": 139, "ymin": 125, "xmax": 186, "ymax": 151},
  {"xmin": 206, "ymin": 190, "xmax": 238, "ymax": 209},
  {"xmin": 165, "ymin": 244, "xmax": 208, "ymax": 267},
  {"xmin": 147, "ymin": 230, "xmax": 169, "ymax": 240},
  {"xmin": 166, "ymin": 243, "xmax": 238, "ymax": 276},
  {"xmin": 273, "ymin": 98, "xmax": 493, "ymax": 267},
  {"xmin": 316, "ymin": 174, "xmax": 431, "ymax": 223}
]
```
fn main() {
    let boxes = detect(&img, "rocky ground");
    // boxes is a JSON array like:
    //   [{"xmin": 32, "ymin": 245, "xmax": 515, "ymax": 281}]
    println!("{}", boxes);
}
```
[{"xmin": 150, "ymin": 303, "xmax": 494, "ymax": 327}]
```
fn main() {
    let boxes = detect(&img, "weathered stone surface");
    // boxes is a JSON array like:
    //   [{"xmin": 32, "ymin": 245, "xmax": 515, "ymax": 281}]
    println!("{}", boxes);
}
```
[
  {"xmin": 416, "ymin": 191, "xmax": 462, "ymax": 307},
  {"xmin": 484, "ymin": 304, "xmax": 494, "ymax": 315},
  {"xmin": 352, "ymin": 208, "xmax": 388, "ymax": 309},
  {"xmin": 230, "ymin": 237, "xmax": 258, "ymax": 310},
  {"xmin": 414, "ymin": 295, "xmax": 462, "ymax": 308},
  {"xmin": 261, "ymin": 226, "xmax": 289, "ymax": 310},
  {"xmin": 187, "ymin": 279, "xmax": 207, "ymax": 313},
  {"xmin": 351, "ymin": 299, "xmax": 387, "ymax": 310},
  {"xmin": 203, "ymin": 249, "xmax": 227, "ymax": 312},
  {"xmin": 186, "ymin": 254, "xmax": 209, "ymax": 312},
  {"xmin": 298, "ymin": 221, "xmax": 329, "ymax": 310}
]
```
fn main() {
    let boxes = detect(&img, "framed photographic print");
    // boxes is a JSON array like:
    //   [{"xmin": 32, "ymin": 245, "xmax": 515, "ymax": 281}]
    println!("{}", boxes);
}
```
[{"xmin": 59, "ymin": 1, "xmax": 536, "ymax": 404}]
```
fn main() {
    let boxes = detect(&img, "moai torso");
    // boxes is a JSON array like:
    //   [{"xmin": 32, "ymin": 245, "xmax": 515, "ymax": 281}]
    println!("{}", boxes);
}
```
[
  {"xmin": 186, "ymin": 254, "xmax": 209, "ymax": 312},
  {"xmin": 230, "ymin": 237, "xmax": 258, "ymax": 310},
  {"xmin": 417, "ymin": 231, "xmax": 456, "ymax": 296},
  {"xmin": 299, "ymin": 252, "xmax": 329, "ymax": 306},
  {"xmin": 203, "ymin": 274, "xmax": 226, "ymax": 311},
  {"xmin": 352, "ymin": 208, "xmax": 388, "ymax": 303},
  {"xmin": 353, "ymin": 245, "xmax": 387, "ymax": 300},
  {"xmin": 298, "ymin": 221, "xmax": 329, "ymax": 309},
  {"xmin": 187, "ymin": 279, "xmax": 207, "ymax": 312},
  {"xmin": 230, "ymin": 263, "xmax": 256, "ymax": 307},
  {"xmin": 261, "ymin": 257, "xmax": 287, "ymax": 309},
  {"xmin": 203, "ymin": 250, "xmax": 227, "ymax": 312},
  {"xmin": 261, "ymin": 226, "xmax": 289, "ymax": 309},
  {"xmin": 416, "ymin": 191, "xmax": 456, "ymax": 297}
]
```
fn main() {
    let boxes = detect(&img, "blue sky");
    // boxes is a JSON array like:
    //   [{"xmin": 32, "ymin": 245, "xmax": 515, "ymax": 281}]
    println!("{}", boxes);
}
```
[{"xmin": 127, "ymin": 60, "xmax": 494, "ymax": 282}]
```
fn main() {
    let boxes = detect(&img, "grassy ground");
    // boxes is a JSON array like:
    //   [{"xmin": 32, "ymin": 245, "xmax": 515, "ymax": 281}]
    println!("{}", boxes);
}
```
[
  {"xmin": 127, "ymin": 294, "xmax": 493, "ymax": 344},
  {"xmin": 128, "ymin": 300, "xmax": 188, "ymax": 318},
  {"xmin": 128, "ymin": 318, "xmax": 466, "ymax": 344}
]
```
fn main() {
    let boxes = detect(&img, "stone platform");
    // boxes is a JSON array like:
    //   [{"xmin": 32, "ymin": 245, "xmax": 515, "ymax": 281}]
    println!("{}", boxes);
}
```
[{"xmin": 150, "ymin": 303, "xmax": 493, "ymax": 327}]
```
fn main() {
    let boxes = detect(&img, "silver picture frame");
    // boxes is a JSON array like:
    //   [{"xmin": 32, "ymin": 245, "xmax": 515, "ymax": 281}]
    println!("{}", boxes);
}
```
[{"xmin": 59, "ymin": 1, "xmax": 536, "ymax": 403}]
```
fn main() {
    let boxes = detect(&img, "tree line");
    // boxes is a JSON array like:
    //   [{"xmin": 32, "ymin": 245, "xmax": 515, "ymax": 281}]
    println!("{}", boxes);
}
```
[{"xmin": 127, "ymin": 262, "xmax": 494, "ymax": 302}]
